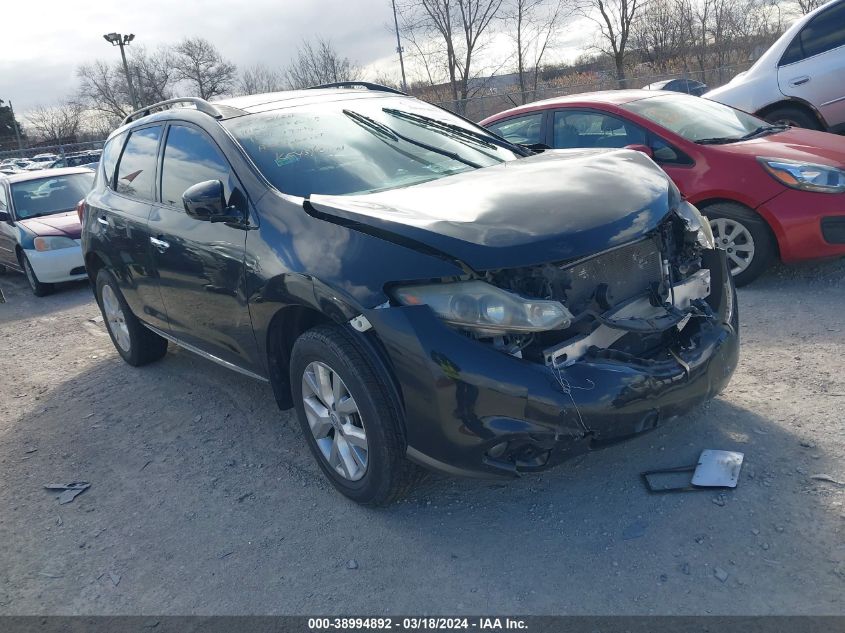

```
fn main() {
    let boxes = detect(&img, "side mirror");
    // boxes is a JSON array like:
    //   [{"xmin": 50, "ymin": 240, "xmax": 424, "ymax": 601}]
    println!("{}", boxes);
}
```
[
  {"xmin": 182, "ymin": 180, "xmax": 239, "ymax": 222},
  {"xmin": 625, "ymin": 144, "xmax": 655, "ymax": 158},
  {"xmin": 0, "ymin": 210, "xmax": 10, "ymax": 223}
]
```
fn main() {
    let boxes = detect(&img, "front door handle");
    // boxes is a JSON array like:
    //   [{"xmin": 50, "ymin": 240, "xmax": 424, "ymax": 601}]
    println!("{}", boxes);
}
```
[
  {"xmin": 149, "ymin": 237, "xmax": 170, "ymax": 252},
  {"xmin": 790, "ymin": 76, "xmax": 810, "ymax": 86}
]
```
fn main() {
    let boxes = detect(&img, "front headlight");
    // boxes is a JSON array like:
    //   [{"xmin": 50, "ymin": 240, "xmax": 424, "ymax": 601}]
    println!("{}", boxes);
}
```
[
  {"xmin": 393, "ymin": 280, "xmax": 573, "ymax": 334},
  {"xmin": 759, "ymin": 157, "xmax": 845, "ymax": 194},
  {"xmin": 34, "ymin": 236, "xmax": 77, "ymax": 251},
  {"xmin": 676, "ymin": 201, "xmax": 715, "ymax": 249}
]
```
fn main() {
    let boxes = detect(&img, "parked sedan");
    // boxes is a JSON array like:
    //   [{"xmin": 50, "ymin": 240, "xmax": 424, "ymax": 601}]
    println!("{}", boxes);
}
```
[
  {"xmin": 704, "ymin": 0, "xmax": 845, "ymax": 132},
  {"xmin": 81, "ymin": 88, "xmax": 737, "ymax": 504},
  {"xmin": 643, "ymin": 78, "xmax": 708, "ymax": 97},
  {"xmin": 483, "ymin": 90, "xmax": 845, "ymax": 285},
  {"xmin": 0, "ymin": 168, "xmax": 94, "ymax": 295}
]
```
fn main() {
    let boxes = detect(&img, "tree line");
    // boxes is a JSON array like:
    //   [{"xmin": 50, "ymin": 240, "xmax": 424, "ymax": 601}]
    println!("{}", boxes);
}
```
[{"xmin": 12, "ymin": 0, "xmax": 824, "ymax": 144}]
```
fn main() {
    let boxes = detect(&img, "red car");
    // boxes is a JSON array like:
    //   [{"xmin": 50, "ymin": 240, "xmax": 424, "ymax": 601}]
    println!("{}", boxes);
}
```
[{"xmin": 482, "ymin": 91, "xmax": 845, "ymax": 285}]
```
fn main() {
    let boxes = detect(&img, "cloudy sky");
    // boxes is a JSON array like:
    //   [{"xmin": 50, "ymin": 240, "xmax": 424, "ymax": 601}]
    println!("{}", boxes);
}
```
[{"xmin": 0, "ymin": 0, "xmax": 590, "ymax": 115}]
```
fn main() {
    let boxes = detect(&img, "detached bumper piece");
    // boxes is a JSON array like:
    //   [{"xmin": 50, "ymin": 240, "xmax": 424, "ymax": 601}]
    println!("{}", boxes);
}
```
[{"xmin": 367, "ymin": 249, "xmax": 738, "ymax": 479}]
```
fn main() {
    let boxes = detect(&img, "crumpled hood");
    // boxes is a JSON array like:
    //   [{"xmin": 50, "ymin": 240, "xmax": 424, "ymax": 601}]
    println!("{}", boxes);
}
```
[
  {"xmin": 308, "ymin": 149, "xmax": 674, "ymax": 271},
  {"xmin": 17, "ymin": 211, "xmax": 81, "ymax": 239}
]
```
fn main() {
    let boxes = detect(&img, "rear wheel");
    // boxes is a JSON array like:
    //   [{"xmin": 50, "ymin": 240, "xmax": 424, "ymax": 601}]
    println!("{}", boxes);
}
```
[
  {"xmin": 704, "ymin": 202, "xmax": 776, "ymax": 286},
  {"xmin": 763, "ymin": 106, "xmax": 821, "ymax": 130},
  {"xmin": 96, "ymin": 269, "xmax": 168, "ymax": 366},
  {"xmin": 290, "ymin": 325, "xmax": 423, "ymax": 505},
  {"xmin": 21, "ymin": 253, "xmax": 52, "ymax": 297}
]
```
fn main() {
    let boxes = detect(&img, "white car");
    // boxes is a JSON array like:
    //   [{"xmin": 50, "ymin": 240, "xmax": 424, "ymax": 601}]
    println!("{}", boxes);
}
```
[{"xmin": 704, "ymin": 0, "xmax": 845, "ymax": 132}]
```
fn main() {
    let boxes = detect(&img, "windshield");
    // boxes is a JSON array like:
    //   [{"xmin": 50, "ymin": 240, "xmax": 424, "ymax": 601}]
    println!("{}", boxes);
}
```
[
  {"xmin": 11, "ymin": 173, "xmax": 94, "ymax": 219},
  {"xmin": 223, "ymin": 97, "xmax": 519, "ymax": 197},
  {"xmin": 622, "ymin": 94, "xmax": 773, "ymax": 143}
]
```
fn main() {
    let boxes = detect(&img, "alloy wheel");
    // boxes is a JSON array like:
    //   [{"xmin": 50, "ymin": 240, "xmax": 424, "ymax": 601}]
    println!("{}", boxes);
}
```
[
  {"xmin": 301, "ymin": 360, "xmax": 368, "ymax": 481},
  {"xmin": 710, "ymin": 217, "xmax": 756, "ymax": 276},
  {"xmin": 101, "ymin": 285, "xmax": 131, "ymax": 352}
]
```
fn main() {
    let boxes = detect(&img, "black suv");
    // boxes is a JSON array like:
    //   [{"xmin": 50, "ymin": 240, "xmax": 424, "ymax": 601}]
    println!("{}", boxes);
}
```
[{"xmin": 81, "ymin": 84, "xmax": 738, "ymax": 505}]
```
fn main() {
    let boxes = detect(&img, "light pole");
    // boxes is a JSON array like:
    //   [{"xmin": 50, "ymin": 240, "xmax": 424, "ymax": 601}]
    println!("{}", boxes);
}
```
[
  {"xmin": 103, "ymin": 32, "xmax": 139, "ymax": 110},
  {"xmin": 390, "ymin": 0, "xmax": 408, "ymax": 92}
]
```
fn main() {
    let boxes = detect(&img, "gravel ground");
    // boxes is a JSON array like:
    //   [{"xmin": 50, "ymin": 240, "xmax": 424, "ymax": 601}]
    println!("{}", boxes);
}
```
[{"xmin": 0, "ymin": 258, "xmax": 843, "ymax": 615}]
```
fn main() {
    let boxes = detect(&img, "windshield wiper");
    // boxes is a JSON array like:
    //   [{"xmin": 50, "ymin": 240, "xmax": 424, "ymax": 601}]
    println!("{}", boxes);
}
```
[
  {"xmin": 382, "ymin": 108, "xmax": 531, "ymax": 156},
  {"xmin": 343, "ymin": 109, "xmax": 483, "ymax": 169},
  {"xmin": 696, "ymin": 124, "xmax": 790, "ymax": 145}
]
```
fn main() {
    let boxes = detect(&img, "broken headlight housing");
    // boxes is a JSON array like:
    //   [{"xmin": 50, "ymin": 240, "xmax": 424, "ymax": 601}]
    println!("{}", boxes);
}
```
[
  {"xmin": 394, "ymin": 280, "xmax": 573, "ymax": 335},
  {"xmin": 676, "ymin": 200, "xmax": 715, "ymax": 249},
  {"xmin": 758, "ymin": 157, "xmax": 845, "ymax": 194}
]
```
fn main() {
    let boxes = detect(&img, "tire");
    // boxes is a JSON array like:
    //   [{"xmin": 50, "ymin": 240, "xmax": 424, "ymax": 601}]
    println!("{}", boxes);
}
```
[
  {"xmin": 21, "ymin": 253, "xmax": 52, "ymax": 297},
  {"xmin": 290, "ymin": 325, "xmax": 423, "ymax": 505},
  {"xmin": 763, "ymin": 106, "xmax": 822, "ymax": 130},
  {"xmin": 703, "ymin": 202, "xmax": 776, "ymax": 287},
  {"xmin": 96, "ymin": 269, "xmax": 168, "ymax": 366}
]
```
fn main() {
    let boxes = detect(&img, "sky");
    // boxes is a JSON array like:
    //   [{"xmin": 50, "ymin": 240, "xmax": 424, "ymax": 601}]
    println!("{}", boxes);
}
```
[{"xmin": 0, "ymin": 0, "xmax": 591, "ymax": 116}]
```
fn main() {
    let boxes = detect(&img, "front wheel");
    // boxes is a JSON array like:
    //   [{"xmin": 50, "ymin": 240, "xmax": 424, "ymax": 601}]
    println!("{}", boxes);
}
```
[
  {"xmin": 21, "ymin": 253, "xmax": 52, "ymax": 297},
  {"xmin": 705, "ymin": 202, "xmax": 776, "ymax": 286},
  {"xmin": 96, "ymin": 269, "xmax": 168, "ymax": 366},
  {"xmin": 763, "ymin": 106, "xmax": 821, "ymax": 130},
  {"xmin": 290, "ymin": 325, "xmax": 423, "ymax": 505}
]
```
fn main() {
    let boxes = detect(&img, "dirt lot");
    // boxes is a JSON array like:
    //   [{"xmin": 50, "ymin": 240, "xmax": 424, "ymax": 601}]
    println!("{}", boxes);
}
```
[{"xmin": 0, "ymin": 259, "xmax": 843, "ymax": 615}]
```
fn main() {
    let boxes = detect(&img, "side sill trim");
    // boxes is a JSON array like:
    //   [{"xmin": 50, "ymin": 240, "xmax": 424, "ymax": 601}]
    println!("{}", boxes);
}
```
[
  {"xmin": 405, "ymin": 445, "xmax": 512, "ymax": 480},
  {"xmin": 143, "ymin": 323, "xmax": 269, "ymax": 383}
]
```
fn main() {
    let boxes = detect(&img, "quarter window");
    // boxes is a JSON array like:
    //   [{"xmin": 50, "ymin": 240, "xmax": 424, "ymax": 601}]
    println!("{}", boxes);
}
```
[
  {"xmin": 487, "ymin": 113, "xmax": 544, "ymax": 145},
  {"xmin": 161, "ymin": 125, "xmax": 233, "ymax": 207},
  {"xmin": 100, "ymin": 132, "xmax": 127, "ymax": 190},
  {"xmin": 115, "ymin": 126, "xmax": 162, "ymax": 201}
]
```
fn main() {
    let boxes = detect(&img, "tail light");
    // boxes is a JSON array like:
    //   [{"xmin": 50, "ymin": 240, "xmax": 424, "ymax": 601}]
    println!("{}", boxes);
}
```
[{"xmin": 76, "ymin": 199, "xmax": 86, "ymax": 225}]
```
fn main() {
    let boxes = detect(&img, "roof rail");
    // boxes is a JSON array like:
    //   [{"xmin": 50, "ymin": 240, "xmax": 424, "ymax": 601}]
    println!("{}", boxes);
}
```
[
  {"xmin": 120, "ymin": 97, "xmax": 245, "ymax": 126},
  {"xmin": 305, "ymin": 81, "xmax": 407, "ymax": 96}
]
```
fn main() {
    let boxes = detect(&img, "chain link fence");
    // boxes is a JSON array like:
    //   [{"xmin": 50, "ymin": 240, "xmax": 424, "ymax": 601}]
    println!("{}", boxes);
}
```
[
  {"xmin": 0, "ymin": 139, "xmax": 105, "ymax": 163},
  {"xmin": 432, "ymin": 64, "xmax": 752, "ymax": 122}
]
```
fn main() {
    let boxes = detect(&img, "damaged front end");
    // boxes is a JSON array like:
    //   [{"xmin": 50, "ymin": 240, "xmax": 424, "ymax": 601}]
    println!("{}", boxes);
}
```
[
  {"xmin": 485, "ymin": 201, "xmax": 726, "ymax": 370},
  {"xmin": 369, "ymin": 201, "xmax": 738, "ymax": 479}
]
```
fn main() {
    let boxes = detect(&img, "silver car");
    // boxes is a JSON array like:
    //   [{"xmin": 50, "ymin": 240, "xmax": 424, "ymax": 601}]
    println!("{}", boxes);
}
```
[{"xmin": 705, "ymin": 0, "xmax": 845, "ymax": 133}]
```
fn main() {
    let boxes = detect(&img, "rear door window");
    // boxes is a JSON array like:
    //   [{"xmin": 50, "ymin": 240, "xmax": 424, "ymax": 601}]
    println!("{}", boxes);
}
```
[
  {"xmin": 115, "ymin": 126, "xmax": 162, "ymax": 201},
  {"xmin": 780, "ymin": 2, "xmax": 845, "ymax": 64}
]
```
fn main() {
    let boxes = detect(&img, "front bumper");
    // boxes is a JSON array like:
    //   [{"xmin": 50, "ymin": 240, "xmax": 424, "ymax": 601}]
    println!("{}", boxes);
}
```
[
  {"xmin": 24, "ymin": 244, "xmax": 86, "ymax": 283},
  {"xmin": 757, "ymin": 188, "xmax": 845, "ymax": 263},
  {"xmin": 366, "ymin": 250, "xmax": 739, "ymax": 479}
]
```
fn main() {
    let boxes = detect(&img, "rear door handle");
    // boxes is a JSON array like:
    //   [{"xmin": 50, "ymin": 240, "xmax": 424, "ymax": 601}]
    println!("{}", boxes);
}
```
[
  {"xmin": 97, "ymin": 216, "xmax": 109, "ymax": 226},
  {"xmin": 149, "ymin": 237, "xmax": 170, "ymax": 251},
  {"xmin": 790, "ymin": 76, "xmax": 810, "ymax": 86}
]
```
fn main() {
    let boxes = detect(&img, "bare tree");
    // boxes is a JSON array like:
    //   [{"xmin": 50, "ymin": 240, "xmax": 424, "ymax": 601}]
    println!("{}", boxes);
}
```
[
  {"xmin": 26, "ymin": 101, "xmax": 84, "ymax": 142},
  {"xmin": 172, "ymin": 37, "xmax": 237, "ymax": 99},
  {"xmin": 632, "ymin": 0, "xmax": 685, "ymax": 72},
  {"xmin": 238, "ymin": 64, "xmax": 284, "ymax": 95},
  {"xmin": 284, "ymin": 38, "xmax": 361, "ymax": 89},
  {"xmin": 795, "ymin": 0, "xmax": 825, "ymax": 13},
  {"xmin": 577, "ymin": 0, "xmax": 643, "ymax": 87},
  {"xmin": 398, "ymin": 0, "xmax": 505, "ymax": 112},
  {"xmin": 130, "ymin": 45, "xmax": 178, "ymax": 105},
  {"xmin": 75, "ymin": 60, "xmax": 132, "ymax": 124},
  {"xmin": 503, "ymin": 0, "xmax": 569, "ymax": 103}
]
